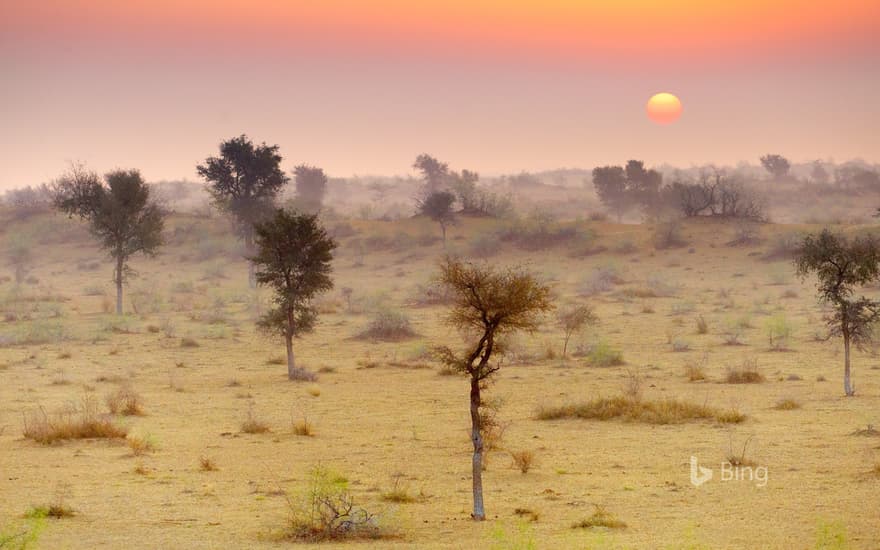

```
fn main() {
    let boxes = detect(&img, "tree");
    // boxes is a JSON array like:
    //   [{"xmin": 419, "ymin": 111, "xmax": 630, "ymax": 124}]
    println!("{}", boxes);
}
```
[
  {"xmin": 52, "ymin": 165, "xmax": 164, "ymax": 315},
  {"xmin": 413, "ymin": 154, "xmax": 449, "ymax": 195},
  {"xmin": 293, "ymin": 165, "xmax": 328, "ymax": 213},
  {"xmin": 250, "ymin": 209, "xmax": 337, "ymax": 380},
  {"xmin": 557, "ymin": 304, "xmax": 598, "ymax": 358},
  {"xmin": 418, "ymin": 191, "xmax": 456, "ymax": 244},
  {"xmin": 197, "ymin": 135, "xmax": 289, "ymax": 287},
  {"xmin": 434, "ymin": 258, "xmax": 553, "ymax": 520},
  {"xmin": 591, "ymin": 166, "xmax": 628, "ymax": 221},
  {"xmin": 810, "ymin": 161, "xmax": 830, "ymax": 186},
  {"xmin": 759, "ymin": 154, "xmax": 791, "ymax": 179},
  {"xmin": 795, "ymin": 229, "xmax": 880, "ymax": 396}
]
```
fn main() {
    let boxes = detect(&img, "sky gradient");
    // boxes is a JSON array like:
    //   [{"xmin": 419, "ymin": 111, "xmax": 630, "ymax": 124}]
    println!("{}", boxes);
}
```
[{"xmin": 2, "ymin": 1, "xmax": 879, "ymax": 188}]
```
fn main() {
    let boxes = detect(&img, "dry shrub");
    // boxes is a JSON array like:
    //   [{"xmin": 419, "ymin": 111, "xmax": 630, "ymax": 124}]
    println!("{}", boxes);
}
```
[
  {"xmin": 180, "ymin": 337, "xmax": 199, "ymax": 348},
  {"xmin": 199, "ymin": 456, "xmax": 218, "ymax": 471},
  {"xmin": 380, "ymin": 473, "xmax": 419, "ymax": 503},
  {"xmin": 479, "ymin": 398, "xmax": 508, "ymax": 451},
  {"xmin": 696, "ymin": 315, "xmax": 709, "ymax": 334},
  {"xmin": 725, "ymin": 359, "xmax": 765, "ymax": 384},
  {"xmin": 774, "ymin": 398, "xmax": 801, "ymax": 410},
  {"xmin": 282, "ymin": 465, "xmax": 394, "ymax": 542},
  {"xmin": 105, "ymin": 385, "xmax": 144, "ymax": 416},
  {"xmin": 358, "ymin": 309, "xmax": 416, "ymax": 341},
  {"xmin": 509, "ymin": 450, "xmax": 536, "ymax": 473},
  {"xmin": 127, "ymin": 433, "xmax": 157, "ymax": 456},
  {"xmin": 22, "ymin": 395, "xmax": 128, "ymax": 444},
  {"xmin": 572, "ymin": 505, "xmax": 626, "ymax": 530},
  {"xmin": 241, "ymin": 405, "xmax": 270, "ymax": 434},
  {"xmin": 536, "ymin": 395, "xmax": 744, "ymax": 425},
  {"xmin": 292, "ymin": 416, "xmax": 314, "ymax": 437},
  {"xmin": 684, "ymin": 353, "xmax": 708, "ymax": 382}
]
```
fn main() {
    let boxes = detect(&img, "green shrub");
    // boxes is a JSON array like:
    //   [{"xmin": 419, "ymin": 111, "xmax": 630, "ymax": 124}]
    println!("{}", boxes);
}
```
[{"xmin": 586, "ymin": 341, "xmax": 624, "ymax": 367}]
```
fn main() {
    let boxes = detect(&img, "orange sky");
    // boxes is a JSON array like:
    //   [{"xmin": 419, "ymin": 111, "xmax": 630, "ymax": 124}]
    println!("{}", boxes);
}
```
[{"xmin": 2, "ymin": 1, "xmax": 878, "ymax": 187}]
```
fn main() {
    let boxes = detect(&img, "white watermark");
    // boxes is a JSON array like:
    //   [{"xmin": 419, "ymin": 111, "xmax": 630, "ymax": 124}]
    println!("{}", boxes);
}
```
[{"xmin": 690, "ymin": 456, "xmax": 767, "ymax": 487}]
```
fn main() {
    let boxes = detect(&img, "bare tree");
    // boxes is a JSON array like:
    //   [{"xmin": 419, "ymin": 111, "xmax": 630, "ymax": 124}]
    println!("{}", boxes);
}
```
[
  {"xmin": 795, "ymin": 229, "xmax": 880, "ymax": 396},
  {"xmin": 434, "ymin": 258, "xmax": 553, "ymax": 520}
]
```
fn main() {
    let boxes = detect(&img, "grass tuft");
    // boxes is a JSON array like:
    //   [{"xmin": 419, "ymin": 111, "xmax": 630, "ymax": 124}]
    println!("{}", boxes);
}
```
[{"xmin": 536, "ymin": 395, "xmax": 744, "ymax": 425}]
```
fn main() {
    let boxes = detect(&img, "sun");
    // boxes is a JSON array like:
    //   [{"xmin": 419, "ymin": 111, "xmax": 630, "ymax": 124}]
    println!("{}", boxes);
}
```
[{"xmin": 646, "ymin": 92, "xmax": 683, "ymax": 125}]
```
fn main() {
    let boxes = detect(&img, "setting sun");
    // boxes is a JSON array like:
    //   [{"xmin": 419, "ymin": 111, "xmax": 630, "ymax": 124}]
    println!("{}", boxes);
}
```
[{"xmin": 646, "ymin": 92, "xmax": 683, "ymax": 124}]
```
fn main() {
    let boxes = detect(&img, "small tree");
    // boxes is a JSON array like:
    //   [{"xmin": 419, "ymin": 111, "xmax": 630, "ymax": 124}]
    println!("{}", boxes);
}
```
[
  {"xmin": 591, "ymin": 166, "xmax": 628, "ymax": 222},
  {"xmin": 434, "ymin": 258, "xmax": 553, "ymax": 520},
  {"xmin": 418, "ymin": 191, "xmax": 456, "ymax": 244},
  {"xmin": 52, "ymin": 165, "xmax": 164, "ymax": 315},
  {"xmin": 760, "ymin": 154, "xmax": 791, "ymax": 179},
  {"xmin": 557, "ymin": 304, "xmax": 598, "ymax": 358},
  {"xmin": 413, "ymin": 154, "xmax": 449, "ymax": 196},
  {"xmin": 293, "ymin": 165, "xmax": 328, "ymax": 213},
  {"xmin": 197, "ymin": 135, "xmax": 289, "ymax": 287},
  {"xmin": 795, "ymin": 229, "xmax": 880, "ymax": 395},
  {"xmin": 250, "ymin": 209, "xmax": 336, "ymax": 380}
]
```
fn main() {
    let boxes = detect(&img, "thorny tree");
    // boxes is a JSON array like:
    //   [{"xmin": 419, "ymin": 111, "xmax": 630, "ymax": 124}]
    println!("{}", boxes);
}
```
[
  {"xmin": 52, "ymin": 165, "xmax": 164, "ymax": 315},
  {"xmin": 250, "ymin": 209, "xmax": 336, "ymax": 380},
  {"xmin": 435, "ymin": 257, "xmax": 553, "ymax": 520},
  {"xmin": 197, "ymin": 135, "xmax": 289, "ymax": 287},
  {"xmin": 795, "ymin": 229, "xmax": 880, "ymax": 396}
]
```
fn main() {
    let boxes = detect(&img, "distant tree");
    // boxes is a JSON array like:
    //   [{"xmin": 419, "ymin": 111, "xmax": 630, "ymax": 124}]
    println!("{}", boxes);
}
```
[
  {"xmin": 795, "ymin": 229, "xmax": 880, "ymax": 396},
  {"xmin": 293, "ymin": 165, "xmax": 328, "ymax": 213},
  {"xmin": 625, "ymin": 160, "xmax": 664, "ymax": 214},
  {"xmin": 197, "ymin": 135, "xmax": 289, "ymax": 287},
  {"xmin": 449, "ymin": 169, "xmax": 480, "ymax": 213},
  {"xmin": 6, "ymin": 236, "xmax": 34, "ymax": 284},
  {"xmin": 413, "ymin": 154, "xmax": 449, "ymax": 195},
  {"xmin": 418, "ymin": 191, "xmax": 456, "ymax": 244},
  {"xmin": 810, "ymin": 161, "xmax": 830, "ymax": 186},
  {"xmin": 759, "ymin": 154, "xmax": 791, "ymax": 179},
  {"xmin": 250, "ymin": 209, "xmax": 337, "ymax": 380},
  {"xmin": 556, "ymin": 304, "xmax": 598, "ymax": 358},
  {"xmin": 434, "ymin": 258, "xmax": 553, "ymax": 520},
  {"xmin": 591, "ymin": 166, "xmax": 629, "ymax": 221},
  {"xmin": 52, "ymin": 165, "xmax": 164, "ymax": 315}
]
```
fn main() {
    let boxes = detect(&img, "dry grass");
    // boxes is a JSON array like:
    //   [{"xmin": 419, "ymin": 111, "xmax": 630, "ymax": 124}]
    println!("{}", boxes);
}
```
[
  {"xmin": 725, "ymin": 359, "xmax": 765, "ymax": 384},
  {"xmin": 27, "ymin": 501, "xmax": 75, "ymax": 519},
  {"xmin": 291, "ymin": 417, "xmax": 314, "ymax": 437},
  {"xmin": 22, "ymin": 396, "xmax": 128, "ymax": 444},
  {"xmin": 509, "ymin": 449, "xmax": 536, "ymax": 473},
  {"xmin": 774, "ymin": 398, "xmax": 801, "ymax": 410},
  {"xmin": 127, "ymin": 433, "xmax": 157, "ymax": 456},
  {"xmin": 241, "ymin": 409, "xmax": 271, "ymax": 434},
  {"xmin": 381, "ymin": 474, "xmax": 419, "ymax": 503},
  {"xmin": 684, "ymin": 354, "xmax": 708, "ymax": 382},
  {"xmin": 105, "ymin": 385, "xmax": 144, "ymax": 416},
  {"xmin": 306, "ymin": 384, "xmax": 321, "ymax": 397},
  {"xmin": 536, "ymin": 395, "xmax": 745, "ymax": 425},
  {"xmin": 199, "ymin": 456, "xmax": 218, "ymax": 471},
  {"xmin": 572, "ymin": 505, "xmax": 626, "ymax": 530}
]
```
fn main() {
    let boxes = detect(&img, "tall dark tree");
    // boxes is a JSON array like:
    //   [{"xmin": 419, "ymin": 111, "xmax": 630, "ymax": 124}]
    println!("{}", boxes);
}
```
[
  {"xmin": 795, "ymin": 229, "xmax": 880, "ymax": 396},
  {"xmin": 53, "ymin": 165, "xmax": 164, "ymax": 315},
  {"xmin": 591, "ymin": 165, "xmax": 628, "ymax": 221},
  {"xmin": 197, "ymin": 135, "xmax": 289, "ymax": 287},
  {"xmin": 250, "ymin": 209, "xmax": 337, "ymax": 380},
  {"xmin": 293, "ymin": 165, "xmax": 328, "ymax": 213},
  {"xmin": 413, "ymin": 154, "xmax": 449, "ymax": 195},
  {"xmin": 418, "ymin": 191, "xmax": 456, "ymax": 244},
  {"xmin": 759, "ymin": 154, "xmax": 791, "ymax": 179},
  {"xmin": 435, "ymin": 258, "xmax": 553, "ymax": 520}
]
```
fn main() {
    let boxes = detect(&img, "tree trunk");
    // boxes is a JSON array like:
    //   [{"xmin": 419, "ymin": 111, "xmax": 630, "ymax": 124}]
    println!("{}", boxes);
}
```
[
  {"xmin": 115, "ymin": 256, "xmax": 124, "ymax": 315},
  {"xmin": 441, "ymin": 223, "xmax": 447, "ymax": 247},
  {"xmin": 469, "ymin": 375, "xmax": 485, "ymax": 520},
  {"xmin": 562, "ymin": 332, "xmax": 571, "ymax": 358},
  {"xmin": 245, "ymin": 230, "xmax": 256, "ymax": 289},
  {"xmin": 286, "ymin": 308, "xmax": 296, "ymax": 380},
  {"xmin": 843, "ymin": 334, "xmax": 854, "ymax": 396}
]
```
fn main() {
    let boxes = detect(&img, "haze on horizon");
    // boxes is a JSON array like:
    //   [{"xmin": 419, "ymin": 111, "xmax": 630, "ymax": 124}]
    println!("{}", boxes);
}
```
[{"xmin": 2, "ymin": 0, "xmax": 879, "ymax": 189}]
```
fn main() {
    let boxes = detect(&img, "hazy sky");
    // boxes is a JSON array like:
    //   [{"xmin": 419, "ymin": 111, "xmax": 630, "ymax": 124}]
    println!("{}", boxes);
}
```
[{"xmin": 2, "ymin": 0, "xmax": 879, "ymax": 189}]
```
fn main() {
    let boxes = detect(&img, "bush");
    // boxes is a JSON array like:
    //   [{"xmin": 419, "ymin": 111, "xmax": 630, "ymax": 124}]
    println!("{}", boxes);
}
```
[
  {"xmin": 536, "ymin": 395, "xmax": 744, "ymax": 425},
  {"xmin": 653, "ymin": 221, "xmax": 687, "ymax": 249},
  {"xmin": 572, "ymin": 505, "xmax": 626, "ymax": 530},
  {"xmin": 105, "ymin": 386, "xmax": 144, "ymax": 416},
  {"xmin": 765, "ymin": 313, "xmax": 793, "ymax": 351},
  {"xmin": 282, "ymin": 465, "xmax": 393, "ymax": 542},
  {"xmin": 725, "ymin": 359, "xmax": 765, "ymax": 383},
  {"xmin": 358, "ymin": 309, "xmax": 416, "ymax": 341},
  {"xmin": 22, "ymin": 395, "xmax": 128, "ymax": 444},
  {"xmin": 586, "ymin": 341, "xmax": 624, "ymax": 367},
  {"xmin": 509, "ymin": 450, "xmax": 536, "ymax": 474},
  {"xmin": 579, "ymin": 265, "xmax": 623, "ymax": 295}
]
